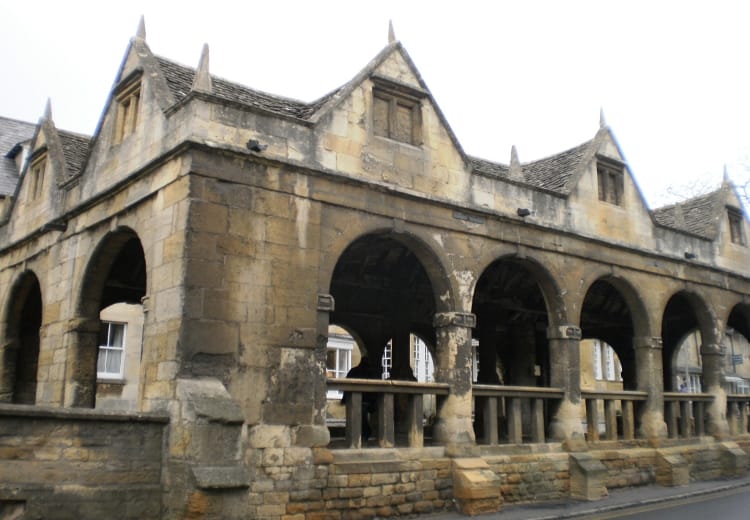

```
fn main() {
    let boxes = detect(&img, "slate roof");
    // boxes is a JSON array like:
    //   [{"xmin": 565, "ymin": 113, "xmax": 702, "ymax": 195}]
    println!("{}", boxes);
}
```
[
  {"xmin": 469, "ymin": 140, "xmax": 591, "ymax": 195},
  {"xmin": 155, "ymin": 56, "xmax": 340, "ymax": 120},
  {"xmin": 0, "ymin": 116, "xmax": 36, "ymax": 196},
  {"xmin": 652, "ymin": 190, "xmax": 725, "ymax": 239}
]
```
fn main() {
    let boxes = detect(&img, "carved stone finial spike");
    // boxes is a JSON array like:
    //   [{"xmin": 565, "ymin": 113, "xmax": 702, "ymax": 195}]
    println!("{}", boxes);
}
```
[
  {"xmin": 509, "ymin": 145, "xmax": 523, "ymax": 180},
  {"xmin": 192, "ymin": 43, "xmax": 212, "ymax": 93},
  {"xmin": 723, "ymin": 164, "xmax": 731, "ymax": 184},
  {"xmin": 136, "ymin": 16, "xmax": 146, "ymax": 41},
  {"xmin": 43, "ymin": 98, "xmax": 52, "ymax": 121},
  {"xmin": 599, "ymin": 107, "xmax": 607, "ymax": 129},
  {"xmin": 388, "ymin": 20, "xmax": 396, "ymax": 44}
]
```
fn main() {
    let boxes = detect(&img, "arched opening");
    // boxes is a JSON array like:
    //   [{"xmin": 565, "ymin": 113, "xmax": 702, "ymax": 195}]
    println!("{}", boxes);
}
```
[
  {"xmin": 662, "ymin": 292, "xmax": 709, "ymax": 392},
  {"xmin": 329, "ymin": 233, "xmax": 440, "ymax": 381},
  {"xmin": 580, "ymin": 279, "xmax": 636, "ymax": 390},
  {"xmin": 2, "ymin": 272, "xmax": 42, "ymax": 404},
  {"xmin": 725, "ymin": 305, "xmax": 750, "ymax": 394},
  {"xmin": 327, "ymin": 232, "xmax": 445, "ymax": 444},
  {"xmin": 71, "ymin": 230, "xmax": 146, "ymax": 408},
  {"xmin": 471, "ymin": 258, "xmax": 554, "ymax": 442},
  {"xmin": 472, "ymin": 258, "xmax": 552, "ymax": 388}
]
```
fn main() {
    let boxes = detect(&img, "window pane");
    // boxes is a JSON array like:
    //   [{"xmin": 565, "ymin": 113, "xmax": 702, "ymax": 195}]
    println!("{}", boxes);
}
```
[
  {"xmin": 109, "ymin": 324, "xmax": 125, "ymax": 347},
  {"xmin": 106, "ymin": 350, "xmax": 122, "ymax": 374}
]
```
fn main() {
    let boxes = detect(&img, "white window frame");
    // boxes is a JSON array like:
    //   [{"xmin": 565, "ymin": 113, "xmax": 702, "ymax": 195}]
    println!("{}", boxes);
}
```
[
  {"xmin": 97, "ymin": 321, "xmax": 127, "ymax": 379},
  {"xmin": 325, "ymin": 335, "xmax": 353, "ymax": 399},
  {"xmin": 605, "ymin": 344, "xmax": 616, "ymax": 381},
  {"xmin": 593, "ymin": 340, "xmax": 603, "ymax": 380}
]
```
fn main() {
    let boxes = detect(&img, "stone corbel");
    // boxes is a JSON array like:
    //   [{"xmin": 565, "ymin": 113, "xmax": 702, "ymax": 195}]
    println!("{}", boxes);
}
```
[{"xmin": 317, "ymin": 293, "xmax": 335, "ymax": 312}]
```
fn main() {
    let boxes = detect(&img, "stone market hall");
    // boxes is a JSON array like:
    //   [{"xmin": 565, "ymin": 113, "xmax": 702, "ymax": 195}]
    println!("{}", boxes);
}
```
[{"xmin": 1, "ymin": 19, "xmax": 749, "ymax": 520}]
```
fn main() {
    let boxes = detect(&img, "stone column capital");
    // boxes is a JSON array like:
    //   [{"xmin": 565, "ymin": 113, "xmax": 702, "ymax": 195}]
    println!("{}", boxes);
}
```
[
  {"xmin": 634, "ymin": 336, "xmax": 663, "ymax": 350},
  {"xmin": 547, "ymin": 325, "xmax": 581, "ymax": 340},
  {"xmin": 433, "ymin": 312, "xmax": 476, "ymax": 329}
]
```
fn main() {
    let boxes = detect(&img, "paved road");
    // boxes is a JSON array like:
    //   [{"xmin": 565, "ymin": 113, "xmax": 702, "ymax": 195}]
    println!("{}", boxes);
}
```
[{"xmin": 580, "ymin": 486, "xmax": 750, "ymax": 519}]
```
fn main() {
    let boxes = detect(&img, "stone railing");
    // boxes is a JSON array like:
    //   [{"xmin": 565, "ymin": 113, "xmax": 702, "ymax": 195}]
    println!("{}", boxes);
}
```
[
  {"xmin": 327, "ymin": 378, "xmax": 450, "ymax": 449},
  {"xmin": 581, "ymin": 390, "xmax": 647, "ymax": 441},
  {"xmin": 726, "ymin": 394, "xmax": 750, "ymax": 435},
  {"xmin": 662, "ymin": 391, "xmax": 713, "ymax": 439},
  {"xmin": 472, "ymin": 385, "xmax": 564, "ymax": 444}
]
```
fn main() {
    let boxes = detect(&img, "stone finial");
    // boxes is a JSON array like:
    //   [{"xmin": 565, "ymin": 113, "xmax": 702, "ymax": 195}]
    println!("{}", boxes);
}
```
[
  {"xmin": 509, "ymin": 145, "xmax": 523, "ymax": 180},
  {"xmin": 192, "ymin": 43, "xmax": 212, "ymax": 93},
  {"xmin": 388, "ymin": 20, "xmax": 396, "ymax": 44},
  {"xmin": 42, "ymin": 98, "xmax": 53, "ymax": 122},
  {"xmin": 599, "ymin": 107, "xmax": 607, "ymax": 129},
  {"xmin": 723, "ymin": 164, "xmax": 731, "ymax": 185},
  {"xmin": 135, "ymin": 15, "xmax": 146, "ymax": 41}
]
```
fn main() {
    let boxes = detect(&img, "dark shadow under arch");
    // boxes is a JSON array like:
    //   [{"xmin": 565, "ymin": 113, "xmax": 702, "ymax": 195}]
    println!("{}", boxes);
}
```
[
  {"xmin": 328, "ymin": 232, "xmax": 446, "ymax": 382},
  {"xmin": 472, "ymin": 256, "xmax": 559, "ymax": 387},
  {"xmin": 2, "ymin": 271, "xmax": 42, "ymax": 404},
  {"xmin": 580, "ymin": 278, "xmax": 644, "ymax": 390},
  {"xmin": 662, "ymin": 291, "xmax": 714, "ymax": 391}
]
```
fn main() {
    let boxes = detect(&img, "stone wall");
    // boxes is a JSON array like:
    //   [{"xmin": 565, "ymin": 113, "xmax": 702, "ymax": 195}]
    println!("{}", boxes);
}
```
[
  {"xmin": 0, "ymin": 404, "xmax": 167, "ymax": 519},
  {"xmin": 485, "ymin": 449, "xmax": 569, "ymax": 503}
]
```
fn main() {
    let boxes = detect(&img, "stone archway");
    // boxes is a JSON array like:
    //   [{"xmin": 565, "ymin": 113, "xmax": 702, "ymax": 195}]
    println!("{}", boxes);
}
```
[
  {"xmin": 0, "ymin": 271, "xmax": 42, "ymax": 404},
  {"xmin": 580, "ymin": 278, "xmax": 643, "ymax": 391},
  {"xmin": 472, "ymin": 257, "xmax": 556, "ymax": 388},
  {"xmin": 66, "ymin": 229, "xmax": 146, "ymax": 408},
  {"xmin": 329, "ymin": 232, "xmax": 445, "ymax": 382},
  {"xmin": 662, "ymin": 291, "xmax": 714, "ymax": 392}
]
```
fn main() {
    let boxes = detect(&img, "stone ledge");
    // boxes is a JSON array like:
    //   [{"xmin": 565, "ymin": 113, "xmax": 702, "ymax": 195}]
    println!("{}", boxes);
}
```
[
  {"xmin": 191, "ymin": 466, "xmax": 250, "ymax": 490},
  {"xmin": 0, "ymin": 404, "xmax": 169, "ymax": 424}
]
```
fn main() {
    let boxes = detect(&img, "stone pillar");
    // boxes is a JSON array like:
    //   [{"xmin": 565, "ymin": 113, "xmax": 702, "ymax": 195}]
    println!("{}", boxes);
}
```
[
  {"xmin": 432, "ymin": 312, "xmax": 476, "ymax": 446},
  {"xmin": 0, "ymin": 339, "xmax": 17, "ymax": 402},
  {"xmin": 701, "ymin": 342, "xmax": 729, "ymax": 437},
  {"xmin": 634, "ymin": 336, "xmax": 667, "ymax": 439},
  {"xmin": 547, "ymin": 325, "xmax": 585, "ymax": 441},
  {"xmin": 63, "ymin": 317, "xmax": 100, "ymax": 408}
]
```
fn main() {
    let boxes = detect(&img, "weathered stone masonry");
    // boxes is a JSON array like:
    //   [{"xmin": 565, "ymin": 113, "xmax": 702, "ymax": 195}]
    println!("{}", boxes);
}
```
[{"xmin": 0, "ymin": 20, "xmax": 750, "ymax": 519}]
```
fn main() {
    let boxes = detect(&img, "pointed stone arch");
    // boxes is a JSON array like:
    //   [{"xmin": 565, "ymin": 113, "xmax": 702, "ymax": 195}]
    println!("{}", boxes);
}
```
[
  {"xmin": 66, "ymin": 228, "xmax": 147, "ymax": 407},
  {"xmin": 0, "ymin": 271, "xmax": 43, "ymax": 404}
]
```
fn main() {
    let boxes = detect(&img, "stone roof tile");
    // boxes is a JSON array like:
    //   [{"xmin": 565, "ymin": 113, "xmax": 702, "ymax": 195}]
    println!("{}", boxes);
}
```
[
  {"xmin": 155, "ymin": 56, "xmax": 339, "ymax": 120},
  {"xmin": 469, "ymin": 140, "xmax": 591, "ymax": 195},
  {"xmin": 652, "ymin": 190, "xmax": 724, "ymax": 239},
  {"xmin": 522, "ymin": 141, "xmax": 590, "ymax": 194}
]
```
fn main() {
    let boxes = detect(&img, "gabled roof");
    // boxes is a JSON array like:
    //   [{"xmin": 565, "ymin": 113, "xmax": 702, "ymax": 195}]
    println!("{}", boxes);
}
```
[
  {"xmin": 0, "ymin": 116, "xmax": 36, "ymax": 195},
  {"xmin": 468, "ymin": 139, "xmax": 592, "ymax": 195},
  {"xmin": 154, "ymin": 56, "xmax": 341, "ymax": 120},
  {"xmin": 652, "ymin": 188, "xmax": 726, "ymax": 240}
]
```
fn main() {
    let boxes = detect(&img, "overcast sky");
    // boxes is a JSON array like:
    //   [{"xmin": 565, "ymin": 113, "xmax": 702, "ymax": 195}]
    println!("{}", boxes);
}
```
[{"xmin": 1, "ymin": 0, "xmax": 748, "ymax": 208}]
